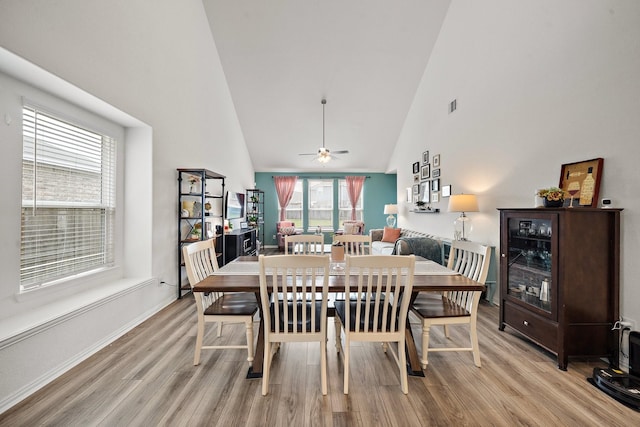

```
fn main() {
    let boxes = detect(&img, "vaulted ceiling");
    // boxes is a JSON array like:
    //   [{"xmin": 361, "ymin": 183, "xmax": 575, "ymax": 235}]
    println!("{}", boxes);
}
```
[{"xmin": 203, "ymin": 0, "xmax": 451, "ymax": 173}]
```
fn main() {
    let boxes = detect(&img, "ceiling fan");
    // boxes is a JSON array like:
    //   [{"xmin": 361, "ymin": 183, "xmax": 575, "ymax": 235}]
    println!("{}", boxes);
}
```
[{"xmin": 298, "ymin": 99, "xmax": 349, "ymax": 163}]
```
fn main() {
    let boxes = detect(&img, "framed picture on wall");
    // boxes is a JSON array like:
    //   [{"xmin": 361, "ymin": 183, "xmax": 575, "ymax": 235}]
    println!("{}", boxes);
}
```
[
  {"xmin": 419, "ymin": 181, "xmax": 429, "ymax": 202},
  {"xmin": 412, "ymin": 162, "xmax": 420, "ymax": 174},
  {"xmin": 431, "ymin": 192, "xmax": 439, "ymax": 203},
  {"xmin": 413, "ymin": 184, "xmax": 420, "ymax": 194},
  {"xmin": 431, "ymin": 178, "xmax": 440, "ymax": 192},
  {"xmin": 559, "ymin": 157, "xmax": 604, "ymax": 207},
  {"xmin": 422, "ymin": 151, "xmax": 429, "ymax": 164},
  {"xmin": 420, "ymin": 164, "xmax": 431, "ymax": 180},
  {"xmin": 442, "ymin": 185, "xmax": 452, "ymax": 197},
  {"xmin": 433, "ymin": 154, "xmax": 441, "ymax": 168},
  {"xmin": 432, "ymin": 168, "xmax": 440, "ymax": 178}
]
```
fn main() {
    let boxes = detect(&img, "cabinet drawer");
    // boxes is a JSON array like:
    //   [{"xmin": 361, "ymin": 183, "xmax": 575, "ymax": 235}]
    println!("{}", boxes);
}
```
[{"xmin": 503, "ymin": 302, "xmax": 558, "ymax": 351}]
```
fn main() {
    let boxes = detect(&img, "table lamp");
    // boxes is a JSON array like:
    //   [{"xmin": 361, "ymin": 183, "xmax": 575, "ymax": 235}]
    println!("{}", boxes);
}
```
[
  {"xmin": 384, "ymin": 204, "xmax": 398, "ymax": 228},
  {"xmin": 448, "ymin": 194, "xmax": 478, "ymax": 240}
]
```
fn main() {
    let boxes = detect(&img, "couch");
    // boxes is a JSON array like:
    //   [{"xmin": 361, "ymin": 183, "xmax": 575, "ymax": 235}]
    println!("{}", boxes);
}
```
[{"xmin": 370, "ymin": 228, "xmax": 445, "ymax": 265}]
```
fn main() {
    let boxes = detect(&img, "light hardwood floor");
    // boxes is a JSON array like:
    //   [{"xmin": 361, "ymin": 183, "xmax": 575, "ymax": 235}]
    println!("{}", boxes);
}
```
[{"xmin": 1, "ymin": 295, "xmax": 639, "ymax": 426}]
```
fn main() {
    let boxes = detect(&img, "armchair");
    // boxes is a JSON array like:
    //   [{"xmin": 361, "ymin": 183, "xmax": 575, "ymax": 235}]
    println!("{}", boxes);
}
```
[{"xmin": 276, "ymin": 221, "xmax": 300, "ymax": 251}]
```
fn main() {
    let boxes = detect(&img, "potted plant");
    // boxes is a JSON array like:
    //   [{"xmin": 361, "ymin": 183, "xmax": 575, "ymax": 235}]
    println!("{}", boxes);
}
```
[
  {"xmin": 248, "ymin": 215, "xmax": 258, "ymax": 227},
  {"xmin": 416, "ymin": 200, "xmax": 427, "ymax": 210},
  {"xmin": 537, "ymin": 187, "xmax": 565, "ymax": 207}
]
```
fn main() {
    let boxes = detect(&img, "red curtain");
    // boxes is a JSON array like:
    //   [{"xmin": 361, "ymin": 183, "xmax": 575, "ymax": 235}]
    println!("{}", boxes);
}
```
[
  {"xmin": 274, "ymin": 176, "xmax": 298, "ymax": 221},
  {"xmin": 346, "ymin": 176, "xmax": 365, "ymax": 220}
]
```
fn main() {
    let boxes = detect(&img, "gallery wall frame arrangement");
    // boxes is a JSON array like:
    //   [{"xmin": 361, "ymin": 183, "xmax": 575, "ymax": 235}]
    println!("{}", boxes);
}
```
[{"xmin": 410, "ymin": 150, "xmax": 450, "ymax": 213}]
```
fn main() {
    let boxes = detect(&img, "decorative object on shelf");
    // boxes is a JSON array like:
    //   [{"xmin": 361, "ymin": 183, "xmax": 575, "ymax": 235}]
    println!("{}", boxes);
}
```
[
  {"xmin": 559, "ymin": 158, "xmax": 603, "ymax": 208},
  {"xmin": 537, "ymin": 187, "xmax": 565, "ymax": 208},
  {"xmin": 204, "ymin": 201, "xmax": 212, "ymax": 214},
  {"xmin": 298, "ymin": 99, "xmax": 349, "ymax": 164},
  {"xmin": 188, "ymin": 176, "xmax": 200, "ymax": 193},
  {"xmin": 448, "ymin": 194, "xmax": 479, "ymax": 241},
  {"xmin": 433, "ymin": 154, "xmax": 441, "ymax": 168},
  {"xmin": 192, "ymin": 201, "xmax": 202, "ymax": 217},
  {"xmin": 384, "ymin": 204, "xmax": 398, "ymax": 227}
]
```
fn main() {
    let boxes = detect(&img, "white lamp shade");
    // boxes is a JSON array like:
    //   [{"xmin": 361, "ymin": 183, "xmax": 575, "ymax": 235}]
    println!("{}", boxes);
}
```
[
  {"xmin": 384, "ymin": 204, "xmax": 398, "ymax": 215},
  {"xmin": 448, "ymin": 194, "xmax": 479, "ymax": 213}
]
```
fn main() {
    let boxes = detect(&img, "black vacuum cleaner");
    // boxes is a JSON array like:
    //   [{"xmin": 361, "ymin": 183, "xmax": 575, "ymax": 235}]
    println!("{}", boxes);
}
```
[{"xmin": 589, "ymin": 331, "xmax": 640, "ymax": 411}]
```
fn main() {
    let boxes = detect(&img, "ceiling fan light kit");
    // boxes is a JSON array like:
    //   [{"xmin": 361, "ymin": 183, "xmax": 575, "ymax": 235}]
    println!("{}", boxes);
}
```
[{"xmin": 298, "ymin": 99, "xmax": 349, "ymax": 163}]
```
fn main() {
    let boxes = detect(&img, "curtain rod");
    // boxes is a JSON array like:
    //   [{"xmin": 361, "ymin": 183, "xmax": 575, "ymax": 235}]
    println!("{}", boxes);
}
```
[{"xmin": 271, "ymin": 175, "xmax": 370, "ymax": 179}]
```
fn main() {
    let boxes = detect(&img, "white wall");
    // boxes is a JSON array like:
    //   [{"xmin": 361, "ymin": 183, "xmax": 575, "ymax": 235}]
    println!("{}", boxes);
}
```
[
  {"xmin": 0, "ymin": 0, "xmax": 255, "ymax": 411},
  {"xmin": 391, "ymin": 0, "xmax": 640, "ymax": 354}
]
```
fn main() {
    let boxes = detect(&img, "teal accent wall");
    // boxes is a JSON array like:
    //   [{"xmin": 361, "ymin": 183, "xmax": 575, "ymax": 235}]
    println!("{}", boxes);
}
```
[{"xmin": 255, "ymin": 172, "xmax": 397, "ymax": 246}]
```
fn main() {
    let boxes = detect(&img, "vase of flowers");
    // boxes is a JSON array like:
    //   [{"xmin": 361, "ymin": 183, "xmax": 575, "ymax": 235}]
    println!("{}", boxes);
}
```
[
  {"xmin": 537, "ymin": 187, "xmax": 565, "ymax": 207},
  {"xmin": 188, "ymin": 176, "xmax": 200, "ymax": 193}
]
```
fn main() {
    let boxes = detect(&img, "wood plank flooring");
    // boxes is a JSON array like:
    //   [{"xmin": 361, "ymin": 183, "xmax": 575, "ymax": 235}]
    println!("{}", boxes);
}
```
[{"xmin": 2, "ymin": 295, "xmax": 639, "ymax": 426}]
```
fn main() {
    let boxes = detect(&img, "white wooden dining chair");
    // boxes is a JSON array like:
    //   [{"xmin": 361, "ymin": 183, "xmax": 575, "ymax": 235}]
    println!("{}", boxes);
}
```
[
  {"xmin": 183, "ymin": 238, "xmax": 259, "ymax": 366},
  {"xmin": 284, "ymin": 234, "xmax": 324, "ymax": 254},
  {"xmin": 410, "ymin": 240, "xmax": 490, "ymax": 369},
  {"xmin": 258, "ymin": 254, "xmax": 331, "ymax": 395},
  {"xmin": 335, "ymin": 255, "xmax": 416, "ymax": 394},
  {"xmin": 334, "ymin": 234, "xmax": 371, "ymax": 255}
]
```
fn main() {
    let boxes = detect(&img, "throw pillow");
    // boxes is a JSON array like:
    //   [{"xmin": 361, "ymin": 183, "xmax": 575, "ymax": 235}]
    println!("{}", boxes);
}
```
[
  {"xmin": 381, "ymin": 227, "xmax": 401, "ymax": 243},
  {"xmin": 343, "ymin": 223, "xmax": 359, "ymax": 235},
  {"xmin": 280, "ymin": 226, "xmax": 296, "ymax": 235}
]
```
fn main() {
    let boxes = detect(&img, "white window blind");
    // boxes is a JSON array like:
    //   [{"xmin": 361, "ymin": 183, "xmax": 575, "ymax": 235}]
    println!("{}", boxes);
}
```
[{"xmin": 21, "ymin": 106, "xmax": 116, "ymax": 290}]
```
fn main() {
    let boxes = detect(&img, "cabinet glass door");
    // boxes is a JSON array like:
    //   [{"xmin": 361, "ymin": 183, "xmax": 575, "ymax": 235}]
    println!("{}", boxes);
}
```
[{"xmin": 506, "ymin": 215, "xmax": 553, "ymax": 313}]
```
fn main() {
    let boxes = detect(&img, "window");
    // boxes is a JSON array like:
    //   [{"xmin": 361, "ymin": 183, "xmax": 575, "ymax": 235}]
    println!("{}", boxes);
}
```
[
  {"xmin": 338, "ymin": 179, "xmax": 363, "ymax": 222},
  {"xmin": 308, "ymin": 179, "xmax": 333, "ymax": 231},
  {"xmin": 21, "ymin": 106, "xmax": 117, "ymax": 291}
]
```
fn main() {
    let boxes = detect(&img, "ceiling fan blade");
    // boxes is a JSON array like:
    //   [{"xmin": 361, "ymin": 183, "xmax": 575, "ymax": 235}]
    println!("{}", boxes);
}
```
[
  {"xmin": 332, "ymin": 150, "xmax": 349, "ymax": 154},
  {"xmin": 298, "ymin": 153, "xmax": 317, "ymax": 156}
]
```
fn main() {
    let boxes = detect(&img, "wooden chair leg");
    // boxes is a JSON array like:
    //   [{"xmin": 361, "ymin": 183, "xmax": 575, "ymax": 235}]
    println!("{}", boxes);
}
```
[
  {"xmin": 335, "ymin": 317, "xmax": 342, "ymax": 353},
  {"xmin": 470, "ymin": 318, "xmax": 481, "ymax": 367},
  {"xmin": 320, "ymin": 338, "xmax": 327, "ymax": 395},
  {"xmin": 262, "ymin": 341, "xmax": 271, "ymax": 396},
  {"xmin": 343, "ymin": 337, "xmax": 350, "ymax": 394},
  {"xmin": 194, "ymin": 318, "xmax": 205, "ymax": 366},
  {"xmin": 245, "ymin": 320, "xmax": 254, "ymax": 364},
  {"xmin": 399, "ymin": 338, "xmax": 408, "ymax": 394},
  {"xmin": 421, "ymin": 321, "xmax": 431, "ymax": 370}
]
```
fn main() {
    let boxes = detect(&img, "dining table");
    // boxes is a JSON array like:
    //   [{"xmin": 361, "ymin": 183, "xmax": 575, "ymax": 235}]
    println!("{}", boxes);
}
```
[{"xmin": 191, "ymin": 255, "xmax": 485, "ymax": 379}]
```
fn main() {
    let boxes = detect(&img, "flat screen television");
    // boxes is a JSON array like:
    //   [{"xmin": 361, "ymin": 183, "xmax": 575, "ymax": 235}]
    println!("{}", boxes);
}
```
[{"xmin": 225, "ymin": 191, "xmax": 245, "ymax": 220}]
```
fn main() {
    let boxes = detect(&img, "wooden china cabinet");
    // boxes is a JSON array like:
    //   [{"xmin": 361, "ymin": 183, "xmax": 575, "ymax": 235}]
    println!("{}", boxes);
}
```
[{"xmin": 498, "ymin": 208, "xmax": 621, "ymax": 370}]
